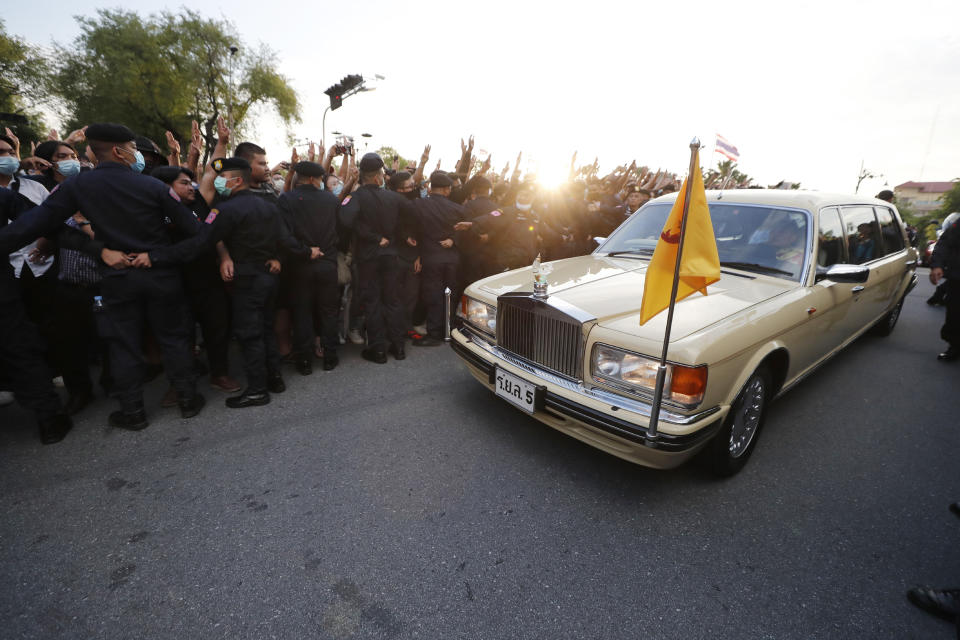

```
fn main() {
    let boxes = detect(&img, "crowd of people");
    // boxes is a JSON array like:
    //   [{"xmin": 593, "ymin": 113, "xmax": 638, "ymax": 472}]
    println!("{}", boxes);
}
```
[{"xmin": 0, "ymin": 119, "xmax": 682, "ymax": 444}]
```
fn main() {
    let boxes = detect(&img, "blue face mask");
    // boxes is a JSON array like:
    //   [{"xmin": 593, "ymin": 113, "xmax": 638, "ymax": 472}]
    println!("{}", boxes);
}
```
[
  {"xmin": 0, "ymin": 156, "xmax": 19, "ymax": 176},
  {"xmin": 332, "ymin": 184, "xmax": 343, "ymax": 197},
  {"xmin": 119, "ymin": 146, "xmax": 145, "ymax": 173},
  {"xmin": 57, "ymin": 160, "xmax": 81, "ymax": 178},
  {"xmin": 214, "ymin": 176, "xmax": 232, "ymax": 197}
]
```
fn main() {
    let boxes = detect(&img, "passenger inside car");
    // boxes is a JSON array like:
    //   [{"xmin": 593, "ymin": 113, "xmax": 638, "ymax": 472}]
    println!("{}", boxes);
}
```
[{"xmin": 851, "ymin": 222, "xmax": 877, "ymax": 264}]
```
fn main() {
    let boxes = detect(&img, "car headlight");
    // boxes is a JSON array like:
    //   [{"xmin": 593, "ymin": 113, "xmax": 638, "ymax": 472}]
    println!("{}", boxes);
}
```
[
  {"xmin": 458, "ymin": 296, "xmax": 496, "ymax": 336},
  {"xmin": 591, "ymin": 344, "xmax": 707, "ymax": 407}
]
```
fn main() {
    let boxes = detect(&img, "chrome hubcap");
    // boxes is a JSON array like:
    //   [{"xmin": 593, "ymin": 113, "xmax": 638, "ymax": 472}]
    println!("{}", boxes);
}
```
[{"xmin": 729, "ymin": 376, "xmax": 765, "ymax": 458}]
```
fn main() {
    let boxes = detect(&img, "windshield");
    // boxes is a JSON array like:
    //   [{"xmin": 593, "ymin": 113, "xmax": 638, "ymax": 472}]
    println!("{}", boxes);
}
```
[{"xmin": 598, "ymin": 202, "xmax": 810, "ymax": 281}]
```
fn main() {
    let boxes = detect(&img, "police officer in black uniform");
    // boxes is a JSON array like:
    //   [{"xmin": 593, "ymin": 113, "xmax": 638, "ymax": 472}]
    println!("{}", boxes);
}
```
[
  {"xmin": 278, "ymin": 161, "xmax": 341, "ymax": 374},
  {"xmin": 413, "ymin": 171, "xmax": 471, "ymax": 346},
  {"xmin": 0, "ymin": 123, "xmax": 206, "ymax": 431},
  {"xmin": 206, "ymin": 157, "xmax": 288, "ymax": 407},
  {"xmin": 930, "ymin": 216, "xmax": 960, "ymax": 361},
  {"xmin": 338, "ymin": 152, "xmax": 417, "ymax": 363},
  {"xmin": 0, "ymin": 188, "xmax": 73, "ymax": 443},
  {"xmin": 496, "ymin": 183, "xmax": 560, "ymax": 270}
]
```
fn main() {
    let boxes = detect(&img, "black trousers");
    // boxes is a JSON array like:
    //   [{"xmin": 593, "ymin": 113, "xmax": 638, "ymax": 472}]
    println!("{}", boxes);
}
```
[
  {"xmin": 357, "ymin": 255, "xmax": 404, "ymax": 351},
  {"xmin": 232, "ymin": 270, "xmax": 279, "ymax": 393},
  {"xmin": 0, "ymin": 283, "xmax": 63, "ymax": 422},
  {"xmin": 291, "ymin": 261, "xmax": 340, "ymax": 359},
  {"xmin": 397, "ymin": 257, "xmax": 420, "ymax": 331},
  {"xmin": 184, "ymin": 268, "xmax": 231, "ymax": 377},
  {"xmin": 942, "ymin": 279, "xmax": 960, "ymax": 347},
  {"xmin": 49, "ymin": 281, "xmax": 103, "ymax": 396},
  {"xmin": 99, "ymin": 268, "xmax": 197, "ymax": 412},
  {"xmin": 421, "ymin": 261, "xmax": 459, "ymax": 339}
]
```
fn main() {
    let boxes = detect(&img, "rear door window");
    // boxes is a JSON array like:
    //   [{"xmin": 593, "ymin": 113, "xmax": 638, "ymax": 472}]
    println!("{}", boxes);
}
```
[
  {"xmin": 875, "ymin": 206, "xmax": 905, "ymax": 256},
  {"xmin": 840, "ymin": 206, "xmax": 881, "ymax": 264}
]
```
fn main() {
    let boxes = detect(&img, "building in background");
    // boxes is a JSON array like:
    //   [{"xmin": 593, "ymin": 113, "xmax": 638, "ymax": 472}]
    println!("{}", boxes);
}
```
[{"xmin": 894, "ymin": 181, "xmax": 955, "ymax": 214}]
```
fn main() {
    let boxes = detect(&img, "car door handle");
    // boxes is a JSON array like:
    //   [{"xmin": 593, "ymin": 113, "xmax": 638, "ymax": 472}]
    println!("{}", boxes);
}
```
[{"xmin": 851, "ymin": 285, "xmax": 865, "ymax": 293}]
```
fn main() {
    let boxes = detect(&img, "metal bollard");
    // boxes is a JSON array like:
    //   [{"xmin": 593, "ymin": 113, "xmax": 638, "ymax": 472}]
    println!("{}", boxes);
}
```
[{"xmin": 444, "ymin": 287, "xmax": 452, "ymax": 341}]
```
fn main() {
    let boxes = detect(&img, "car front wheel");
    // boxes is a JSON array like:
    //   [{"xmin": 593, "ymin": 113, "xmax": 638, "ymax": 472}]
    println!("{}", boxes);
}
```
[
  {"xmin": 872, "ymin": 296, "xmax": 904, "ymax": 337},
  {"xmin": 708, "ymin": 366, "xmax": 771, "ymax": 477}
]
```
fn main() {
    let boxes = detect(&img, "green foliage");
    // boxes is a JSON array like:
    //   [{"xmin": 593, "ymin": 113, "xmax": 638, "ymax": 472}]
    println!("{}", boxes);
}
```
[
  {"xmin": 50, "ymin": 9, "xmax": 300, "ymax": 161},
  {"xmin": 0, "ymin": 19, "xmax": 49, "ymax": 145},
  {"xmin": 936, "ymin": 180, "xmax": 960, "ymax": 218},
  {"xmin": 375, "ymin": 146, "xmax": 410, "ymax": 171},
  {"xmin": 703, "ymin": 159, "xmax": 753, "ymax": 189}
]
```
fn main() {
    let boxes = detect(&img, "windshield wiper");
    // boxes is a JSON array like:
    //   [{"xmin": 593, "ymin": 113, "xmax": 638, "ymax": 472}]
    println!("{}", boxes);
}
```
[
  {"xmin": 719, "ymin": 261, "xmax": 793, "ymax": 276},
  {"xmin": 605, "ymin": 249, "xmax": 653, "ymax": 258}
]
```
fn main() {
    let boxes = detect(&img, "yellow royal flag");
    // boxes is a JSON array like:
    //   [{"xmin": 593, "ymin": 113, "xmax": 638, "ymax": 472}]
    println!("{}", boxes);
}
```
[{"xmin": 638, "ymin": 150, "xmax": 720, "ymax": 325}]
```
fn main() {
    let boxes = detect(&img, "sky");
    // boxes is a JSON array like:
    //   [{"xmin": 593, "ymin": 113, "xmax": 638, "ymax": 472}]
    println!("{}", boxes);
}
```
[{"xmin": 5, "ymin": 0, "xmax": 959, "ymax": 194}]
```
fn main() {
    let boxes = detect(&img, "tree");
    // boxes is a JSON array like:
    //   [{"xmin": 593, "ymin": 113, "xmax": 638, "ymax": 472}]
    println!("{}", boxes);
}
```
[
  {"xmin": 50, "ymin": 9, "xmax": 300, "ymax": 163},
  {"xmin": 936, "ymin": 179, "xmax": 960, "ymax": 218},
  {"xmin": 0, "ymin": 19, "xmax": 49, "ymax": 146},
  {"xmin": 703, "ymin": 159, "xmax": 753, "ymax": 189}
]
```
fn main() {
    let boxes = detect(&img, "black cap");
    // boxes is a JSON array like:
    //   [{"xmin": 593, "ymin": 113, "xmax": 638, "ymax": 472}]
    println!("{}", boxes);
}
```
[
  {"xmin": 358, "ymin": 152, "xmax": 384, "ymax": 172},
  {"xmin": 85, "ymin": 123, "xmax": 136, "ymax": 143},
  {"xmin": 875, "ymin": 189, "xmax": 894, "ymax": 202},
  {"xmin": 430, "ymin": 171, "xmax": 454, "ymax": 188},
  {"xmin": 150, "ymin": 166, "xmax": 184, "ymax": 185},
  {"xmin": 211, "ymin": 157, "xmax": 251, "ymax": 173},
  {"xmin": 292, "ymin": 161, "xmax": 325, "ymax": 178}
]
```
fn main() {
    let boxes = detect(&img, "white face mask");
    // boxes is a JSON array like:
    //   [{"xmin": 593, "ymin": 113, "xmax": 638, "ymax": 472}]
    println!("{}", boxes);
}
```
[{"xmin": 516, "ymin": 202, "xmax": 532, "ymax": 212}]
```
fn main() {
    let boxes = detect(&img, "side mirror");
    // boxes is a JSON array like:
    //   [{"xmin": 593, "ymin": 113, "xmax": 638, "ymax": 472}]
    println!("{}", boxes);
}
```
[
  {"xmin": 591, "ymin": 236, "xmax": 607, "ymax": 251},
  {"xmin": 816, "ymin": 264, "xmax": 869, "ymax": 283}
]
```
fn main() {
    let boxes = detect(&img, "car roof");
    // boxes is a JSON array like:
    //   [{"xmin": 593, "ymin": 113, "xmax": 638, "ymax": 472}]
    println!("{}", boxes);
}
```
[{"xmin": 649, "ymin": 189, "xmax": 893, "ymax": 212}]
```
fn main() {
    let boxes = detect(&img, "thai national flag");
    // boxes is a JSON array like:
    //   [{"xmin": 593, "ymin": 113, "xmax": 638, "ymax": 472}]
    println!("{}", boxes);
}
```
[{"xmin": 715, "ymin": 135, "xmax": 740, "ymax": 162}]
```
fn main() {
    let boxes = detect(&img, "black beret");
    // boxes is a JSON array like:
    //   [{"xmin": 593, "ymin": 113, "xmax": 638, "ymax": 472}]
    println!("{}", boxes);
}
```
[
  {"xmin": 211, "ymin": 157, "xmax": 251, "ymax": 173},
  {"xmin": 358, "ymin": 152, "xmax": 384, "ymax": 172},
  {"xmin": 150, "ymin": 166, "xmax": 183, "ymax": 185},
  {"xmin": 135, "ymin": 136, "xmax": 161, "ymax": 155},
  {"xmin": 430, "ymin": 171, "xmax": 454, "ymax": 188},
  {"xmin": 292, "ymin": 161, "xmax": 325, "ymax": 178},
  {"xmin": 85, "ymin": 123, "xmax": 136, "ymax": 143}
]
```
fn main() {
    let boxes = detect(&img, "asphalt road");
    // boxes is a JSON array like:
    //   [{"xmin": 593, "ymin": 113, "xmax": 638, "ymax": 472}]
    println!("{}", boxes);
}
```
[{"xmin": 1, "ymin": 270, "xmax": 958, "ymax": 640}]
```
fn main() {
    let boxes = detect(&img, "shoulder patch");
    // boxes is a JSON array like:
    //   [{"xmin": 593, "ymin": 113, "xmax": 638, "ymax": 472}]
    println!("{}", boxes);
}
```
[
  {"xmin": 204, "ymin": 209, "xmax": 219, "ymax": 224},
  {"xmin": 168, "ymin": 187, "xmax": 181, "ymax": 202},
  {"xmin": 490, "ymin": 209, "xmax": 502, "ymax": 217},
  {"xmin": 341, "ymin": 195, "xmax": 352, "ymax": 206}
]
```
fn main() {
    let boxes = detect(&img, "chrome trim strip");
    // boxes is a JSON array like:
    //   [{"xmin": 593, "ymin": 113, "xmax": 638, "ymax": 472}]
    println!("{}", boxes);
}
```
[{"xmin": 463, "ymin": 328, "xmax": 719, "ymax": 427}]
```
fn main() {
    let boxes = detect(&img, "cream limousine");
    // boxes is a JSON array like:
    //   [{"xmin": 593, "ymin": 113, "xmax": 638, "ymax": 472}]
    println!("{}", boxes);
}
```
[{"xmin": 451, "ymin": 190, "xmax": 918, "ymax": 475}]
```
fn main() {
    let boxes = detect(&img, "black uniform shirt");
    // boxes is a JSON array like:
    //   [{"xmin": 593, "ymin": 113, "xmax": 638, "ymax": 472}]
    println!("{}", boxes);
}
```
[
  {"xmin": 931, "ymin": 221, "xmax": 960, "ymax": 278},
  {"xmin": 0, "ymin": 162, "xmax": 203, "ymax": 265},
  {"xmin": 278, "ymin": 184, "xmax": 339, "ymax": 266},
  {"xmin": 208, "ymin": 190, "xmax": 283, "ymax": 268},
  {"xmin": 414, "ymin": 194, "xmax": 468, "ymax": 265},
  {"xmin": 338, "ymin": 184, "xmax": 416, "ymax": 263}
]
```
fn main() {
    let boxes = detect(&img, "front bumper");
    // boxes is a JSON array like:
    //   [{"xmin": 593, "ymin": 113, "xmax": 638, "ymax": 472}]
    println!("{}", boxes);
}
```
[{"xmin": 451, "ymin": 327, "xmax": 727, "ymax": 469}]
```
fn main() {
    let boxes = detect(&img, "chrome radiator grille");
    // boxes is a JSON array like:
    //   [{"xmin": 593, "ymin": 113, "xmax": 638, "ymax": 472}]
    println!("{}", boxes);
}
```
[{"xmin": 496, "ymin": 297, "xmax": 583, "ymax": 380}]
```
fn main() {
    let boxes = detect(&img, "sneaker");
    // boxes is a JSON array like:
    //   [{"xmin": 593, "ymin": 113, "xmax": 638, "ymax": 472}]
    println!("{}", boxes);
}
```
[
  {"xmin": 937, "ymin": 346, "xmax": 959, "ymax": 362},
  {"xmin": 413, "ymin": 335, "xmax": 444, "ymax": 347},
  {"xmin": 347, "ymin": 329, "xmax": 365, "ymax": 345},
  {"xmin": 413, "ymin": 324, "xmax": 428, "ymax": 336}
]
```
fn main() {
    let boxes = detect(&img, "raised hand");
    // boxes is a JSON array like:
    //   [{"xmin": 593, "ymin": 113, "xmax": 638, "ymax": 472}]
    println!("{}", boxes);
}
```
[
  {"xmin": 4, "ymin": 128, "xmax": 21, "ymax": 159},
  {"xmin": 435, "ymin": 158, "xmax": 441, "ymax": 172},
  {"xmin": 467, "ymin": 135, "xmax": 474, "ymax": 152},
  {"xmin": 190, "ymin": 120, "xmax": 203, "ymax": 153},
  {"xmin": 291, "ymin": 146, "xmax": 300, "ymax": 165},
  {"xmin": 460, "ymin": 138, "xmax": 466, "ymax": 154},
  {"xmin": 18, "ymin": 156, "xmax": 52, "ymax": 172},
  {"xmin": 217, "ymin": 116, "xmax": 230, "ymax": 144},
  {"xmin": 308, "ymin": 142, "xmax": 316, "ymax": 162},
  {"xmin": 480, "ymin": 155, "xmax": 491, "ymax": 175},
  {"xmin": 165, "ymin": 130, "xmax": 181, "ymax": 160},
  {"xmin": 420, "ymin": 144, "xmax": 431, "ymax": 166},
  {"xmin": 47, "ymin": 129, "xmax": 59, "ymax": 141},
  {"xmin": 64, "ymin": 127, "xmax": 86, "ymax": 146}
]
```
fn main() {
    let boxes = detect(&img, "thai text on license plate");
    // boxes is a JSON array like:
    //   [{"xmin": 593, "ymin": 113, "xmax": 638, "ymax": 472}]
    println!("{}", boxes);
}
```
[{"xmin": 494, "ymin": 367, "xmax": 539, "ymax": 414}]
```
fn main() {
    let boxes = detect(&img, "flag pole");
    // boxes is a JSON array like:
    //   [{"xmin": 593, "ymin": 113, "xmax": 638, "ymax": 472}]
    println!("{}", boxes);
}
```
[{"xmin": 647, "ymin": 137, "xmax": 701, "ymax": 444}]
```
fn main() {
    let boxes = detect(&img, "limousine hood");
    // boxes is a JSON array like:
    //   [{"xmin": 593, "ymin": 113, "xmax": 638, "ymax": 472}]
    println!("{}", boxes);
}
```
[{"xmin": 475, "ymin": 254, "xmax": 793, "ymax": 340}]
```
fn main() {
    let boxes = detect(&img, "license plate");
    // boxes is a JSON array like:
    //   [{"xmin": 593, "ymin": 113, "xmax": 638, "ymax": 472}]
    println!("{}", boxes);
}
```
[{"xmin": 494, "ymin": 367, "xmax": 540, "ymax": 414}]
